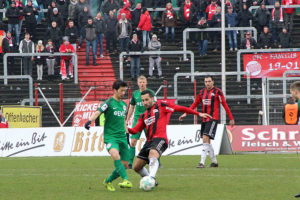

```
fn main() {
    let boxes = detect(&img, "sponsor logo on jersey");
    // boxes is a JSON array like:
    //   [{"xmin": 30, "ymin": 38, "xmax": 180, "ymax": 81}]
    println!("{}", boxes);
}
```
[
  {"xmin": 113, "ymin": 107, "xmax": 117, "ymax": 110},
  {"xmin": 114, "ymin": 110, "xmax": 126, "ymax": 117},
  {"xmin": 137, "ymin": 102, "xmax": 144, "ymax": 106},
  {"xmin": 211, "ymin": 93, "xmax": 215, "ymax": 96},
  {"xmin": 202, "ymin": 99, "xmax": 211, "ymax": 105},
  {"xmin": 153, "ymin": 109, "xmax": 158, "ymax": 113},
  {"xmin": 144, "ymin": 116, "xmax": 156, "ymax": 125},
  {"xmin": 165, "ymin": 107, "xmax": 174, "ymax": 112}
]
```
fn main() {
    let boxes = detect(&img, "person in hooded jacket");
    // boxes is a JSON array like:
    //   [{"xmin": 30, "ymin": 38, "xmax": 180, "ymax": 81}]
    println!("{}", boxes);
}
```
[
  {"xmin": 23, "ymin": 0, "xmax": 39, "ymax": 41},
  {"xmin": 117, "ymin": 2, "xmax": 132, "ymax": 21},
  {"xmin": 137, "ymin": 7, "xmax": 152, "ymax": 48}
]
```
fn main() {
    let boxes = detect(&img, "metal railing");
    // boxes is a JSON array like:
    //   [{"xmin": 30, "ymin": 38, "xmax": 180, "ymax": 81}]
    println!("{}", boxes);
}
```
[
  {"xmin": 119, "ymin": 51, "xmax": 195, "ymax": 82},
  {"xmin": 183, "ymin": 27, "xmax": 258, "ymax": 60},
  {"xmin": 3, "ymin": 53, "xmax": 78, "ymax": 85},
  {"xmin": 0, "ymin": 75, "xmax": 33, "ymax": 106},
  {"xmin": 236, "ymin": 48, "xmax": 300, "ymax": 81}
]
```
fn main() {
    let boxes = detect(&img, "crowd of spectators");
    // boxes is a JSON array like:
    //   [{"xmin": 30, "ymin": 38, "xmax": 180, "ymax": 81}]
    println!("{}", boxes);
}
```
[{"xmin": 0, "ymin": 0, "xmax": 297, "ymax": 80}]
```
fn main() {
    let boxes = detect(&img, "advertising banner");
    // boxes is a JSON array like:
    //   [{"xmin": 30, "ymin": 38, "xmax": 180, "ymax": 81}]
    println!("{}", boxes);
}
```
[
  {"xmin": 0, "ymin": 127, "xmax": 75, "ymax": 157},
  {"xmin": 72, "ymin": 101, "xmax": 100, "ymax": 127},
  {"xmin": 1, "ymin": 106, "xmax": 42, "ymax": 128},
  {"xmin": 243, "ymin": 52, "xmax": 300, "ymax": 78},
  {"xmin": 227, "ymin": 125, "xmax": 300, "ymax": 152}
]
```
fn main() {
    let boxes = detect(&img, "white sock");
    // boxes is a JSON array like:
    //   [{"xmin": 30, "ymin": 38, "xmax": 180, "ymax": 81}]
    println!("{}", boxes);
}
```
[
  {"xmin": 209, "ymin": 144, "xmax": 217, "ymax": 163},
  {"xmin": 138, "ymin": 167, "xmax": 149, "ymax": 177},
  {"xmin": 149, "ymin": 158, "xmax": 159, "ymax": 178},
  {"xmin": 200, "ymin": 143, "xmax": 210, "ymax": 165}
]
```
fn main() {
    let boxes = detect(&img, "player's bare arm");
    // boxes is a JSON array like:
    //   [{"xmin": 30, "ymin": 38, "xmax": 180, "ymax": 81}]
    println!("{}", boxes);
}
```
[{"xmin": 126, "ymin": 105, "xmax": 135, "ymax": 125}]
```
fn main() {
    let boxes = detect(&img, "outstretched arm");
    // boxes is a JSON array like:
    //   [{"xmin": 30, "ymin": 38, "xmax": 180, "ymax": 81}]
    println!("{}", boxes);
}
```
[
  {"xmin": 166, "ymin": 104, "xmax": 211, "ymax": 119},
  {"xmin": 128, "ymin": 115, "xmax": 146, "ymax": 134}
]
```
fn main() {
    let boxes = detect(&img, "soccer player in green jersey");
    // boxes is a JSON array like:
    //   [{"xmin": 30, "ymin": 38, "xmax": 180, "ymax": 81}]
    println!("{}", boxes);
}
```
[
  {"xmin": 126, "ymin": 76, "xmax": 156, "ymax": 168},
  {"xmin": 84, "ymin": 80, "xmax": 132, "ymax": 192}
]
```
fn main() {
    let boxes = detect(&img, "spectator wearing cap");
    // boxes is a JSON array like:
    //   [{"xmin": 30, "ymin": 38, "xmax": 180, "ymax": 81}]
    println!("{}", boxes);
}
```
[
  {"xmin": 278, "ymin": 28, "xmax": 291, "ymax": 48},
  {"xmin": 105, "ymin": 10, "xmax": 118, "ymax": 53},
  {"xmin": 118, "ymin": 2, "xmax": 132, "ymax": 21},
  {"xmin": 148, "ymin": 34, "xmax": 163, "ymax": 79},
  {"xmin": 59, "ymin": 37, "xmax": 75, "ymax": 80},
  {"xmin": 78, "ymin": 6, "xmax": 92, "ymax": 48},
  {"xmin": 19, "ymin": 33, "xmax": 35, "ymax": 76},
  {"xmin": 48, "ymin": 8, "xmax": 64, "ymax": 30},
  {"xmin": 0, "ymin": 0, "xmax": 7, "ymax": 23},
  {"xmin": 6, "ymin": 1, "xmax": 21, "ymax": 44},
  {"xmin": 23, "ymin": 0, "xmax": 39, "ymax": 41},
  {"xmin": 254, "ymin": 3, "xmax": 270, "ymax": 34},
  {"xmin": 65, "ymin": 20, "xmax": 78, "ymax": 65},
  {"xmin": 117, "ymin": 13, "xmax": 132, "ymax": 52},
  {"xmin": 196, "ymin": 17, "xmax": 209, "ymax": 56},
  {"xmin": 226, "ymin": 6, "xmax": 238, "ymax": 51},
  {"xmin": 45, "ymin": 39, "xmax": 56, "ymax": 80},
  {"xmin": 127, "ymin": 33, "xmax": 143, "ymax": 80},
  {"xmin": 162, "ymin": 2, "xmax": 177, "ymax": 43},
  {"xmin": 35, "ymin": 40, "xmax": 45, "ymax": 81},
  {"xmin": 240, "ymin": 31, "xmax": 257, "ymax": 49},
  {"xmin": 2, "ymin": 32, "xmax": 16, "ymax": 75},
  {"xmin": 47, "ymin": 1, "xmax": 57, "ymax": 22},
  {"xmin": 271, "ymin": 1, "xmax": 286, "ymax": 43},
  {"xmin": 258, "ymin": 26, "xmax": 273, "ymax": 48},
  {"xmin": 237, "ymin": 3, "xmax": 252, "ymax": 43},
  {"xmin": 68, "ymin": 0, "xmax": 78, "ymax": 21},
  {"xmin": 82, "ymin": 17, "xmax": 97, "ymax": 66},
  {"xmin": 94, "ymin": 12, "xmax": 106, "ymax": 58},
  {"xmin": 180, "ymin": 0, "xmax": 196, "ymax": 28},
  {"xmin": 102, "ymin": 0, "xmax": 120, "ymax": 20},
  {"xmin": 137, "ymin": 7, "xmax": 152, "ymax": 48},
  {"xmin": 282, "ymin": 0, "xmax": 297, "ymax": 32}
]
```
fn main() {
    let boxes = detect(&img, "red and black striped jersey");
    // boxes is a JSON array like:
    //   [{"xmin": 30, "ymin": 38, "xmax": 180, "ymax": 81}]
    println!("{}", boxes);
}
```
[
  {"xmin": 128, "ymin": 101, "xmax": 200, "ymax": 144},
  {"xmin": 190, "ymin": 87, "xmax": 234, "ymax": 122}
]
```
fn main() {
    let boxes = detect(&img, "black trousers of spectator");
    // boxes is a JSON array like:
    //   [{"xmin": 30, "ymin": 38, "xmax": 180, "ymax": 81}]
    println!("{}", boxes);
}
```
[
  {"xmin": 26, "ymin": 22, "xmax": 37, "ymax": 41},
  {"xmin": 8, "ymin": 57, "xmax": 15, "ymax": 75},
  {"xmin": 212, "ymin": 31, "xmax": 220, "ymax": 50},
  {"xmin": 23, "ymin": 57, "xmax": 33, "ymax": 76},
  {"xmin": 256, "ymin": 24, "xmax": 266, "ymax": 35},
  {"xmin": 106, "ymin": 31, "xmax": 117, "ymax": 51}
]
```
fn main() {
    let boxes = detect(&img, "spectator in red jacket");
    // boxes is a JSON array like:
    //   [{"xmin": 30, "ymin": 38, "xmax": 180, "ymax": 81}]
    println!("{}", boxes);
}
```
[
  {"xmin": 206, "ymin": 0, "xmax": 218, "ymax": 26},
  {"xmin": 117, "ymin": 2, "xmax": 132, "ymax": 21},
  {"xmin": 0, "ymin": 113, "xmax": 8, "ymax": 128},
  {"xmin": 282, "ymin": 0, "xmax": 297, "ymax": 32},
  {"xmin": 137, "ymin": 7, "xmax": 152, "ymax": 47},
  {"xmin": 59, "ymin": 37, "xmax": 75, "ymax": 80}
]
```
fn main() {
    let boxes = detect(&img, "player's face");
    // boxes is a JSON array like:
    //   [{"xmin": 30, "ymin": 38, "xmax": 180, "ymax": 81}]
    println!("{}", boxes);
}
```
[
  {"xmin": 141, "ymin": 94, "xmax": 154, "ymax": 109},
  {"xmin": 138, "ymin": 79, "xmax": 147, "ymax": 91},
  {"xmin": 115, "ymin": 86, "xmax": 127, "ymax": 99},
  {"xmin": 204, "ymin": 78, "xmax": 214, "ymax": 90}
]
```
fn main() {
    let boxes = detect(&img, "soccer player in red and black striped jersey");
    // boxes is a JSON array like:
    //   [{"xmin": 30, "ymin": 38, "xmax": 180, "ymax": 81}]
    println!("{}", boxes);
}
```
[
  {"xmin": 179, "ymin": 76, "xmax": 234, "ymax": 168},
  {"xmin": 126, "ymin": 90, "xmax": 211, "ymax": 183}
]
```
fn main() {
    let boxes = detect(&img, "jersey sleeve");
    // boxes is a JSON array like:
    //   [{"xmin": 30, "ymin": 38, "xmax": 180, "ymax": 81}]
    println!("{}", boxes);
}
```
[
  {"xmin": 97, "ymin": 100, "xmax": 109, "ymax": 113},
  {"xmin": 190, "ymin": 91, "xmax": 202, "ymax": 110},
  {"xmin": 218, "ymin": 90, "xmax": 234, "ymax": 120},
  {"xmin": 162, "ymin": 102, "xmax": 200, "ymax": 115},
  {"xmin": 130, "ymin": 92, "xmax": 136, "ymax": 105},
  {"xmin": 128, "ymin": 114, "xmax": 146, "ymax": 134}
]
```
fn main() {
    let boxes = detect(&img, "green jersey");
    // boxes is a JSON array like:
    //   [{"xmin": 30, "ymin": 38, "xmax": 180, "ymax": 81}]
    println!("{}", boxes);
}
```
[
  {"xmin": 130, "ymin": 89, "xmax": 156, "ymax": 119},
  {"xmin": 97, "ymin": 97, "xmax": 127, "ymax": 142}
]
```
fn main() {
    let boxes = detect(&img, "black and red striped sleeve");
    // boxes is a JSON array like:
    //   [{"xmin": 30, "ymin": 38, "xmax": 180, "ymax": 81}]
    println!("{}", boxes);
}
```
[
  {"xmin": 218, "ymin": 90, "xmax": 234, "ymax": 120},
  {"xmin": 190, "ymin": 90, "xmax": 202, "ymax": 110},
  {"xmin": 128, "ymin": 115, "xmax": 146, "ymax": 134}
]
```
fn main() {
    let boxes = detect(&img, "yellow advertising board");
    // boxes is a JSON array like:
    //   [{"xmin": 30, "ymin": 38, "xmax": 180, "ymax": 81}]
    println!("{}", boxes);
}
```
[{"xmin": 1, "ymin": 106, "xmax": 42, "ymax": 128}]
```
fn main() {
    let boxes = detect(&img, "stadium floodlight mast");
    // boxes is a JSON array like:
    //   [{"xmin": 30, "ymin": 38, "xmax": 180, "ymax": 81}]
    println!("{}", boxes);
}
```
[{"xmin": 221, "ymin": 0, "xmax": 226, "ymax": 124}]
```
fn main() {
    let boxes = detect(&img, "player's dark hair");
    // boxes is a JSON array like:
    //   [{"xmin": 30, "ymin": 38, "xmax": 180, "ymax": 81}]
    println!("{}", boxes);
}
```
[
  {"xmin": 141, "ymin": 90, "xmax": 153, "ymax": 97},
  {"xmin": 112, "ymin": 80, "xmax": 127, "ymax": 90},
  {"xmin": 204, "ymin": 76, "xmax": 214, "ymax": 81},
  {"xmin": 290, "ymin": 81, "xmax": 300, "ymax": 92}
]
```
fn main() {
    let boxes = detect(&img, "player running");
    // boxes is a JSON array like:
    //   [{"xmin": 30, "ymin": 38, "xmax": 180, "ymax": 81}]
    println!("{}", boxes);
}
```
[
  {"xmin": 179, "ymin": 76, "xmax": 234, "ymax": 168},
  {"xmin": 84, "ymin": 80, "xmax": 132, "ymax": 192},
  {"xmin": 126, "ymin": 75, "xmax": 156, "ymax": 169},
  {"xmin": 126, "ymin": 90, "xmax": 211, "ymax": 183}
]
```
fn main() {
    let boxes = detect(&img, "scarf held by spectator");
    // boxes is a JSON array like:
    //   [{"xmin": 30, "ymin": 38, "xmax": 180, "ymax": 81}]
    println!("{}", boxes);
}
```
[
  {"xmin": 272, "ymin": 7, "xmax": 283, "ymax": 22},
  {"xmin": 184, "ymin": 1, "xmax": 192, "ymax": 21}
]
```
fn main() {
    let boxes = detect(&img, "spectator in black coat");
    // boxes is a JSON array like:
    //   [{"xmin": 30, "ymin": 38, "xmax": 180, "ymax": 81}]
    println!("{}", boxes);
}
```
[
  {"xmin": 56, "ymin": 0, "xmax": 68, "ymax": 22},
  {"xmin": 65, "ymin": 20, "xmax": 78, "ymax": 64},
  {"xmin": 47, "ymin": 1, "xmax": 57, "ymax": 20},
  {"xmin": 0, "ymin": 0, "xmax": 7, "ymax": 22},
  {"xmin": 254, "ymin": 3, "xmax": 270, "ymax": 34},
  {"xmin": 105, "ymin": 10, "xmax": 118, "ymax": 53},
  {"xmin": 23, "ymin": 1, "xmax": 39, "ymax": 41},
  {"xmin": 131, "ymin": 2, "xmax": 142, "ymax": 30},
  {"xmin": 141, "ymin": 0, "xmax": 154, "ymax": 8},
  {"xmin": 94, "ymin": 12, "xmax": 106, "ymax": 58},
  {"xmin": 102, "ymin": 0, "xmax": 120, "ymax": 20},
  {"xmin": 48, "ymin": 8, "xmax": 64, "ymax": 30},
  {"xmin": 6, "ymin": 1, "xmax": 21, "ymax": 44},
  {"xmin": 237, "ymin": 4, "xmax": 252, "ymax": 42},
  {"xmin": 235, "ymin": 0, "xmax": 253, "ymax": 13},
  {"xmin": 78, "ymin": 6, "xmax": 92, "ymax": 48},
  {"xmin": 2, "ymin": 32, "xmax": 16, "ymax": 75},
  {"xmin": 211, "ymin": 6, "xmax": 221, "ymax": 52},
  {"xmin": 45, "ymin": 21, "xmax": 62, "ymax": 52},
  {"xmin": 258, "ymin": 26, "xmax": 273, "ymax": 48},
  {"xmin": 74, "ymin": 0, "xmax": 88, "ymax": 24},
  {"xmin": 194, "ymin": 0, "xmax": 208, "ymax": 20},
  {"xmin": 278, "ymin": 28, "xmax": 291, "ymax": 48},
  {"xmin": 240, "ymin": 31, "xmax": 257, "ymax": 49},
  {"xmin": 82, "ymin": 18, "xmax": 97, "ymax": 65},
  {"xmin": 179, "ymin": 0, "xmax": 196, "ymax": 28},
  {"xmin": 127, "ymin": 34, "xmax": 143, "ymax": 80},
  {"xmin": 271, "ymin": 1, "xmax": 286, "ymax": 43},
  {"xmin": 196, "ymin": 17, "xmax": 209, "ymax": 56}
]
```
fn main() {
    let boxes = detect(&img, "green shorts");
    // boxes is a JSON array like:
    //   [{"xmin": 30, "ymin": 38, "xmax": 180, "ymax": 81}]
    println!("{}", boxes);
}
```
[
  {"xmin": 130, "ymin": 117, "xmax": 145, "ymax": 140},
  {"xmin": 105, "ymin": 139, "xmax": 130, "ymax": 162}
]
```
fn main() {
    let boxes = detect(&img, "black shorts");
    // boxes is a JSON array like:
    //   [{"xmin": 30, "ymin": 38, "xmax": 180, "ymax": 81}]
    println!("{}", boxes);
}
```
[
  {"xmin": 201, "ymin": 120, "xmax": 218, "ymax": 140},
  {"xmin": 137, "ymin": 138, "xmax": 168, "ymax": 163}
]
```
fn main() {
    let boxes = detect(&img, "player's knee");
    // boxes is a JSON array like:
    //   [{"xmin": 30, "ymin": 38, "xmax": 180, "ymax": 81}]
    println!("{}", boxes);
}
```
[
  {"xmin": 133, "ymin": 164, "xmax": 140, "ymax": 172},
  {"xmin": 130, "ymin": 139, "xmax": 137, "ymax": 147}
]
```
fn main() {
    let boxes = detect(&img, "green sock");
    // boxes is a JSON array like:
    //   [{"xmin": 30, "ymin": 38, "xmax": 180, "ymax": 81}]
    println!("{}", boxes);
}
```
[
  {"xmin": 129, "ymin": 146, "xmax": 136, "ymax": 165},
  {"xmin": 106, "ymin": 168, "xmax": 120, "ymax": 183},
  {"xmin": 114, "ymin": 159, "xmax": 128, "ymax": 180}
]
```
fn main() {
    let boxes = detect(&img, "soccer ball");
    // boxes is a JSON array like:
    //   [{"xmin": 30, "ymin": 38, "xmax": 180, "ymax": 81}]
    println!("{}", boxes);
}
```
[{"xmin": 139, "ymin": 176, "xmax": 156, "ymax": 191}]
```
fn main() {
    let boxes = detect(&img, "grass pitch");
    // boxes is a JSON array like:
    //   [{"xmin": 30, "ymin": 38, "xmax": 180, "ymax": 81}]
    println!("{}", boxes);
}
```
[{"xmin": 0, "ymin": 154, "xmax": 299, "ymax": 200}]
